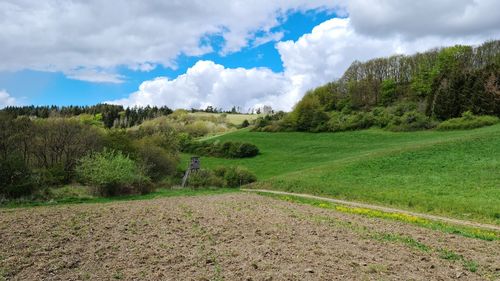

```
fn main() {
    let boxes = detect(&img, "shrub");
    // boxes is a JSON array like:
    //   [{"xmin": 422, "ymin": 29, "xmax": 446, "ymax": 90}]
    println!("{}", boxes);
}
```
[
  {"xmin": 37, "ymin": 164, "xmax": 68, "ymax": 186},
  {"xmin": 327, "ymin": 111, "xmax": 374, "ymax": 132},
  {"xmin": 372, "ymin": 107, "xmax": 394, "ymax": 128},
  {"xmin": 187, "ymin": 169, "xmax": 225, "ymax": 188},
  {"xmin": 181, "ymin": 140, "xmax": 259, "ymax": 158},
  {"xmin": 76, "ymin": 149, "xmax": 151, "ymax": 196},
  {"xmin": 436, "ymin": 112, "xmax": 499, "ymax": 130},
  {"xmin": 241, "ymin": 119, "xmax": 250, "ymax": 128},
  {"xmin": 214, "ymin": 166, "xmax": 257, "ymax": 187},
  {"xmin": 229, "ymin": 142, "xmax": 259, "ymax": 158},
  {"xmin": 0, "ymin": 155, "xmax": 36, "ymax": 198},
  {"xmin": 134, "ymin": 140, "xmax": 179, "ymax": 181},
  {"xmin": 387, "ymin": 110, "xmax": 436, "ymax": 131},
  {"xmin": 185, "ymin": 166, "xmax": 257, "ymax": 188}
]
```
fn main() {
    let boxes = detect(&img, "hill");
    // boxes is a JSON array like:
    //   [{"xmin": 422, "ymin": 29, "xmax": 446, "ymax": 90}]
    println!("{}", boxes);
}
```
[{"xmin": 182, "ymin": 124, "xmax": 500, "ymax": 224}]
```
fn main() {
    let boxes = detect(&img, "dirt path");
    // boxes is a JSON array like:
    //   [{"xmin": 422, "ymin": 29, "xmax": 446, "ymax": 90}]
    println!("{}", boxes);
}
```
[
  {"xmin": 242, "ymin": 189, "xmax": 500, "ymax": 231},
  {"xmin": 1, "ymin": 193, "xmax": 499, "ymax": 280}
]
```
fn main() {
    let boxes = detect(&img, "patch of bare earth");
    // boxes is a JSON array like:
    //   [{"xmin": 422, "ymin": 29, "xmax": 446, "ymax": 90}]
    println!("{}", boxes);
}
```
[{"xmin": 0, "ymin": 193, "xmax": 499, "ymax": 280}]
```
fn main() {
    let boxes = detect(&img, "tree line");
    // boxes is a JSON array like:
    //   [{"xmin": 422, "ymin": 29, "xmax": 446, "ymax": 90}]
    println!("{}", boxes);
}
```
[
  {"xmin": 253, "ymin": 40, "xmax": 500, "ymax": 132},
  {"xmin": 1, "ymin": 104, "xmax": 173, "ymax": 128}
]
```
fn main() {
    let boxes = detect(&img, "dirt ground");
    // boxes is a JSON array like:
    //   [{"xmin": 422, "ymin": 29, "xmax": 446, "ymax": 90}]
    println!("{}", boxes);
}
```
[{"xmin": 1, "ymin": 193, "xmax": 499, "ymax": 280}]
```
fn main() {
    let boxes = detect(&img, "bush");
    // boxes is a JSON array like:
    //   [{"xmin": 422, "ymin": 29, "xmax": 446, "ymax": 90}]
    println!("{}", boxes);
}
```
[
  {"xmin": 372, "ymin": 107, "xmax": 394, "ymax": 127},
  {"xmin": 36, "ymin": 164, "xmax": 68, "ymax": 186},
  {"xmin": 134, "ymin": 141, "xmax": 179, "ymax": 182},
  {"xmin": 185, "ymin": 166, "xmax": 257, "ymax": 188},
  {"xmin": 327, "ymin": 111, "xmax": 375, "ymax": 132},
  {"xmin": 214, "ymin": 166, "xmax": 257, "ymax": 187},
  {"xmin": 186, "ymin": 169, "xmax": 225, "ymax": 188},
  {"xmin": 76, "ymin": 149, "xmax": 151, "ymax": 196},
  {"xmin": 387, "ymin": 110, "xmax": 436, "ymax": 131},
  {"xmin": 182, "ymin": 140, "xmax": 259, "ymax": 158},
  {"xmin": 229, "ymin": 142, "xmax": 259, "ymax": 158},
  {"xmin": 0, "ymin": 155, "xmax": 36, "ymax": 198},
  {"xmin": 241, "ymin": 119, "xmax": 250, "ymax": 128},
  {"xmin": 436, "ymin": 112, "xmax": 499, "ymax": 130}
]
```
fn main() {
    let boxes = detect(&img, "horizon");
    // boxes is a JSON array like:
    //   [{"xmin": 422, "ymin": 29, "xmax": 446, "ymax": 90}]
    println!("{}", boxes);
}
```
[{"xmin": 1, "ymin": 1, "xmax": 499, "ymax": 111}]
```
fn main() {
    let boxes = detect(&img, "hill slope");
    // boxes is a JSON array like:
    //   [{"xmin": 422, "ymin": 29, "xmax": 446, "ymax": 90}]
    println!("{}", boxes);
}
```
[{"xmin": 182, "ymin": 124, "xmax": 500, "ymax": 224}]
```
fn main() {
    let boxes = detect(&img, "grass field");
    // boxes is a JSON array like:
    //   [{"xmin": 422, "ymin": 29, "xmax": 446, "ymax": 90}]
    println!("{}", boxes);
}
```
[
  {"xmin": 189, "ymin": 112, "xmax": 262, "ymax": 125},
  {"xmin": 181, "ymin": 124, "xmax": 500, "ymax": 224}
]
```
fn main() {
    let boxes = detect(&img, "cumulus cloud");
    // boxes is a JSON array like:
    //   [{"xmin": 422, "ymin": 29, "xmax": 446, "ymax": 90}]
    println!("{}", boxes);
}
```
[
  {"xmin": 111, "ymin": 14, "xmax": 498, "ymax": 111},
  {"xmin": 107, "ymin": 61, "xmax": 290, "ymax": 111},
  {"xmin": 0, "ymin": 90, "xmax": 17, "ymax": 108},
  {"xmin": 0, "ymin": 0, "xmax": 339, "ymax": 82}
]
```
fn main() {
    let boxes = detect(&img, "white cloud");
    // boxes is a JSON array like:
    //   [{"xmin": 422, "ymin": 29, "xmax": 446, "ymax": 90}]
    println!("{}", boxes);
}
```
[
  {"xmin": 0, "ymin": 90, "xmax": 17, "ymax": 108},
  {"xmin": 66, "ymin": 68, "xmax": 125, "ymax": 84},
  {"xmin": 0, "ymin": 0, "xmax": 339, "ymax": 82},
  {"xmin": 112, "ymin": 15, "xmax": 498, "ymax": 111},
  {"xmin": 107, "ymin": 61, "xmax": 290, "ymax": 111},
  {"xmin": 252, "ymin": 31, "xmax": 285, "ymax": 48}
]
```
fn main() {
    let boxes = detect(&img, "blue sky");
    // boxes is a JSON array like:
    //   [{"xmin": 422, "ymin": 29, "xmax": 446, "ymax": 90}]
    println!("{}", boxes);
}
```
[{"xmin": 0, "ymin": 1, "xmax": 498, "ymax": 110}]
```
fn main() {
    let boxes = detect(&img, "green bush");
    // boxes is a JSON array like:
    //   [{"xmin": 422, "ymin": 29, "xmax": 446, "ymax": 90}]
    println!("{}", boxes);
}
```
[
  {"xmin": 327, "ymin": 111, "xmax": 374, "ymax": 132},
  {"xmin": 372, "ymin": 107, "xmax": 394, "ymax": 127},
  {"xmin": 186, "ymin": 169, "xmax": 225, "ymax": 188},
  {"xmin": 240, "ymin": 119, "xmax": 250, "ymax": 128},
  {"xmin": 436, "ymin": 112, "xmax": 499, "ymax": 130},
  {"xmin": 135, "ymin": 143, "xmax": 179, "ymax": 181},
  {"xmin": 214, "ymin": 166, "xmax": 257, "ymax": 187},
  {"xmin": 182, "ymin": 140, "xmax": 259, "ymax": 158},
  {"xmin": 0, "ymin": 155, "xmax": 36, "ymax": 198},
  {"xmin": 36, "ymin": 164, "xmax": 68, "ymax": 186},
  {"xmin": 76, "ymin": 149, "xmax": 151, "ymax": 196},
  {"xmin": 185, "ymin": 166, "xmax": 257, "ymax": 188},
  {"xmin": 387, "ymin": 111, "xmax": 436, "ymax": 131}
]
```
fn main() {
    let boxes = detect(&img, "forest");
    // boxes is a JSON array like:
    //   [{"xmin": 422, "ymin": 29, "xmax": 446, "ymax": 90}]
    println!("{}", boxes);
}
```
[{"xmin": 254, "ymin": 40, "xmax": 500, "ymax": 132}]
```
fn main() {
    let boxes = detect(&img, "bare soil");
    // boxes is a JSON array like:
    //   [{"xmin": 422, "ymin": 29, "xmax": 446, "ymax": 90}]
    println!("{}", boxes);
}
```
[{"xmin": 1, "ymin": 193, "xmax": 499, "ymax": 280}]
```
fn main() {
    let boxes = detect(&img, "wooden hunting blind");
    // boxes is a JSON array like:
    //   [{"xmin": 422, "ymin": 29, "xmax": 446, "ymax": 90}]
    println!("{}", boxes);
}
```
[
  {"xmin": 190, "ymin": 157, "xmax": 200, "ymax": 170},
  {"xmin": 181, "ymin": 156, "xmax": 200, "ymax": 187}
]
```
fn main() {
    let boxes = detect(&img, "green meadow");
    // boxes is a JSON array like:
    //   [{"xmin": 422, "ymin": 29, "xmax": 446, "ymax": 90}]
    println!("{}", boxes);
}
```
[{"xmin": 182, "ymin": 124, "xmax": 500, "ymax": 224}]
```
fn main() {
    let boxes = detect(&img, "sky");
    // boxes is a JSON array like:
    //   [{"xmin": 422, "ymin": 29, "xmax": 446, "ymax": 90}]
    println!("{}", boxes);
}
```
[{"xmin": 0, "ymin": 0, "xmax": 499, "ymax": 111}]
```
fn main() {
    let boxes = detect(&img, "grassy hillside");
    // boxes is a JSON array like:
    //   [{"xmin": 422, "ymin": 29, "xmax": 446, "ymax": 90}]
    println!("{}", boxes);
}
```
[
  {"xmin": 189, "ymin": 112, "xmax": 262, "ymax": 125},
  {"xmin": 181, "ymin": 124, "xmax": 500, "ymax": 224}
]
